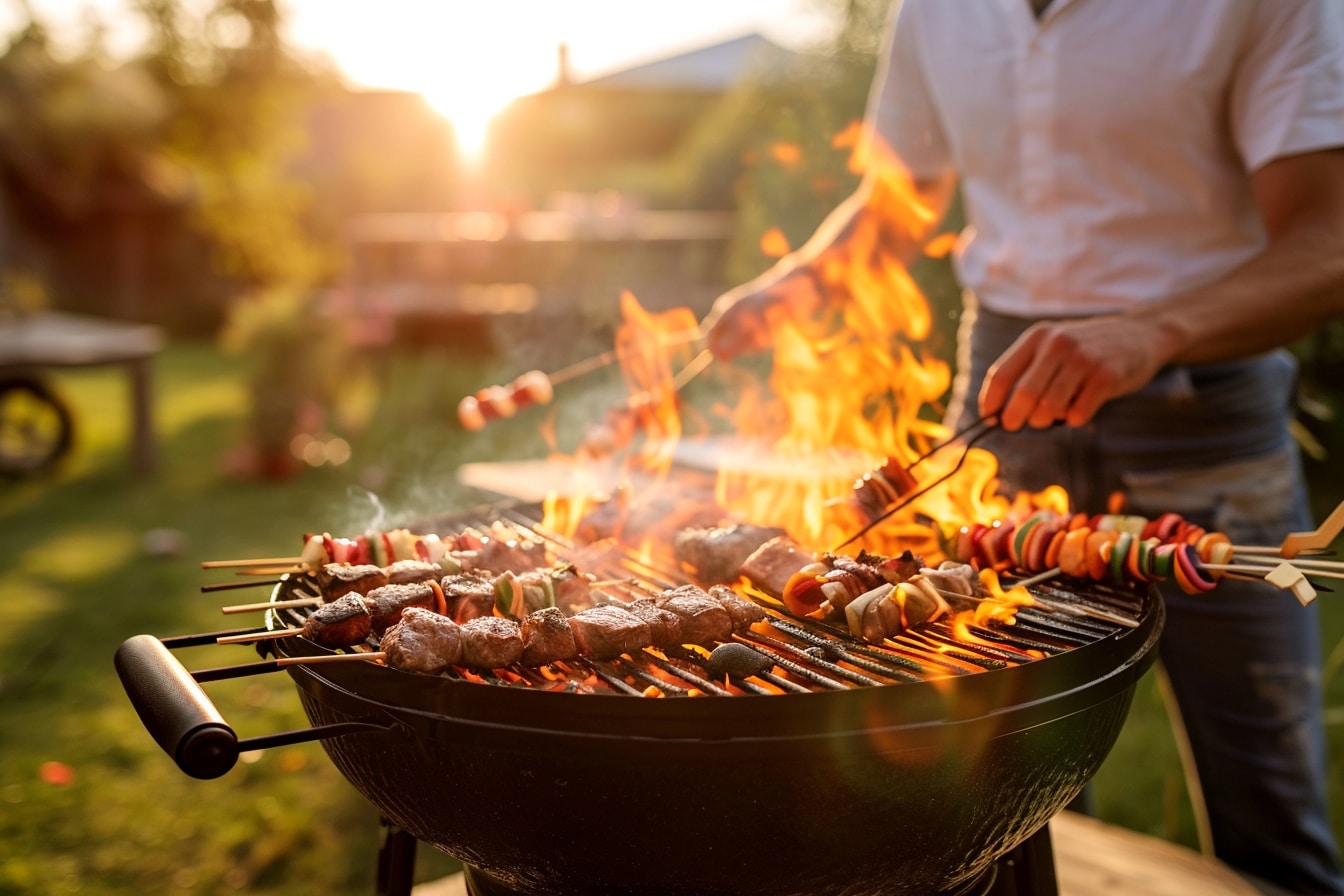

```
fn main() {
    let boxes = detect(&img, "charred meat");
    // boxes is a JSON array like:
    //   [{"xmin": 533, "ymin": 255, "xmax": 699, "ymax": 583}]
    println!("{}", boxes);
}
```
[
  {"xmin": 520, "ymin": 607, "xmax": 578, "ymax": 666},
  {"xmin": 316, "ymin": 563, "xmax": 389, "ymax": 600},
  {"xmin": 568, "ymin": 605, "xmax": 652, "ymax": 660},
  {"xmin": 301, "ymin": 594, "xmax": 372, "ymax": 647},
  {"xmin": 381, "ymin": 607, "xmax": 462, "ymax": 674},
  {"xmin": 674, "ymin": 523, "xmax": 788, "ymax": 586},
  {"xmin": 458, "ymin": 616, "xmax": 524, "ymax": 668}
]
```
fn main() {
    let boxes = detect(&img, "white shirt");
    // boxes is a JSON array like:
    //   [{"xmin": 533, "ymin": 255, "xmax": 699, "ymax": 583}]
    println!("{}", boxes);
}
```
[{"xmin": 870, "ymin": 0, "xmax": 1344, "ymax": 317}]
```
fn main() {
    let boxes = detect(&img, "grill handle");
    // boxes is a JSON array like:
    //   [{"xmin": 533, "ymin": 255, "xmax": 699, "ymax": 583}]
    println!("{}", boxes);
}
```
[
  {"xmin": 117, "ymin": 634, "xmax": 395, "ymax": 780},
  {"xmin": 116, "ymin": 634, "xmax": 240, "ymax": 779}
]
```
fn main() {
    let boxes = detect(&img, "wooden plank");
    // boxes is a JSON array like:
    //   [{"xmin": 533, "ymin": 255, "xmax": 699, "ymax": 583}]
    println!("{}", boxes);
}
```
[{"xmin": 1053, "ymin": 811, "xmax": 1259, "ymax": 896}]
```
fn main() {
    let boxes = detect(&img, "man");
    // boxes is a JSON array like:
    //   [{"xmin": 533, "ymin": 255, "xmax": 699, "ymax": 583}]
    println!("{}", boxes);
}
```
[{"xmin": 706, "ymin": 1, "xmax": 1344, "ymax": 892}]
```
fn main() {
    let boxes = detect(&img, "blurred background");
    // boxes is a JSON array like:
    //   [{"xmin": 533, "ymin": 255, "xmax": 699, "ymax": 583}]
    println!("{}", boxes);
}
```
[{"xmin": 0, "ymin": 1, "xmax": 1339, "ymax": 894}]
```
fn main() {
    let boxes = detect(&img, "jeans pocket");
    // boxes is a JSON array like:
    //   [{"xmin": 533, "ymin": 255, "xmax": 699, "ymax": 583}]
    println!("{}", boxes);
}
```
[{"xmin": 1119, "ymin": 446, "xmax": 1308, "ymax": 544}]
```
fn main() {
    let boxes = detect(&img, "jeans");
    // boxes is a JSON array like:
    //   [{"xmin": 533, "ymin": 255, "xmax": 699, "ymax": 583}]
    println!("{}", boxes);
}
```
[{"xmin": 945, "ymin": 297, "xmax": 1343, "ymax": 894}]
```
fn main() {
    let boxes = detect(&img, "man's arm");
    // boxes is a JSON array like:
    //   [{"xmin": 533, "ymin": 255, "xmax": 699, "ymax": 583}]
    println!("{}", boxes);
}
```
[
  {"xmin": 705, "ymin": 168, "xmax": 957, "ymax": 361},
  {"xmin": 980, "ymin": 148, "xmax": 1344, "ymax": 431}
]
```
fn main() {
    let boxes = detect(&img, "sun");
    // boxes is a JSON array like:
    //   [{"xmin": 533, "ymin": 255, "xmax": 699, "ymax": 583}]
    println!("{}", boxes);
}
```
[{"xmin": 287, "ymin": 4, "xmax": 563, "ymax": 161}]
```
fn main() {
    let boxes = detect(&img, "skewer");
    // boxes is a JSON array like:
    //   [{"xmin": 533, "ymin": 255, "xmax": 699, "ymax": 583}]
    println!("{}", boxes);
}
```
[
  {"xmin": 275, "ymin": 651, "xmax": 386, "ymax": 667},
  {"xmin": 201, "ymin": 579, "xmax": 282, "ymax": 593},
  {"xmin": 459, "ymin": 328, "xmax": 707, "ymax": 431},
  {"xmin": 1202, "ymin": 561, "xmax": 1344, "ymax": 582},
  {"xmin": 217, "ymin": 628, "xmax": 301, "ymax": 645},
  {"xmin": 221, "ymin": 597, "xmax": 322, "ymax": 615},
  {"xmin": 1008, "ymin": 568, "xmax": 1062, "ymax": 589},
  {"xmin": 202, "ymin": 557, "xmax": 302, "ymax": 569},
  {"xmin": 1280, "ymin": 498, "xmax": 1344, "ymax": 559}
]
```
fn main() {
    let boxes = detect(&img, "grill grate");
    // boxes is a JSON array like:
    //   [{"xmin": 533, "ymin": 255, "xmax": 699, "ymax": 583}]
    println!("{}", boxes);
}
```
[{"xmin": 268, "ymin": 506, "xmax": 1148, "ymax": 697}]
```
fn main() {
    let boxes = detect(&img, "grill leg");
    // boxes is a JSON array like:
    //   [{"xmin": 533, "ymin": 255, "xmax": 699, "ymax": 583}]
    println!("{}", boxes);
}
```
[
  {"xmin": 992, "ymin": 823, "xmax": 1059, "ymax": 896},
  {"xmin": 376, "ymin": 818, "xmax": 418, "ymax": 896}
]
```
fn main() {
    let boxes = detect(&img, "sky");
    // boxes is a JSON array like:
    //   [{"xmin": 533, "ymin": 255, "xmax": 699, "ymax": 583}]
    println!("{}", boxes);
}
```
[{"xmin": 9, "ymin": 1, "xmax": 837, "ymax": 154}]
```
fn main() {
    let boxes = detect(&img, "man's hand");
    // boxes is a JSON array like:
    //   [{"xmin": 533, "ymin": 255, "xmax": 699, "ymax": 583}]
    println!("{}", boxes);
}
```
[
  {"xmin": 978, "ymin": 313, "xmax": 1177, "ymax": 431},
  {"xmin": 703, "ymin": 264, "xmax": 827, "ymax": 362}
]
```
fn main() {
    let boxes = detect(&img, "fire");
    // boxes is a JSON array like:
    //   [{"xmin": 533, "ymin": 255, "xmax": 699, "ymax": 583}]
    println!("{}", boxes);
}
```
[{"xmin": 541, "ymin": 130, "xmax": 1072, "ymax": 643}]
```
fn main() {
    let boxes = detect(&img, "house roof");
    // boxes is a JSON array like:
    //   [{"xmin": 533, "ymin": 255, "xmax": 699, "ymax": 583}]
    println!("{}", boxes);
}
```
[{"xmin": 580, "ymin": 33, "xmax": 803, "ymax": 91}]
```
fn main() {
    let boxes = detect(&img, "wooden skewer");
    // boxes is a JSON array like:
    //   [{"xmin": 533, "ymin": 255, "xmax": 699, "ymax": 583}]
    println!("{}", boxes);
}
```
[
  {"xmin": 1009, "ymin": 567, "xmax": 1062, "ymax": 589},
  {"xmin": 275, "ymin": 651, "xmax": 386, "ymax": 667},
  {"xmin": 221, "ymin": 597, "xmax": 322, "ymax": 615},
  {"xmin": 201, "ymin": 579, "xmax": 282, "ymax": 593},
  {"xmin": 234, "ymin": 565, "xmax": 305, "ymax": 576},
  {"xmin": 217, "ymin": 628, "xmax": 302, "ymax": 645},
  {"xmin": 201, "ymin": 557, "xmax": 302, "ymax": 569},
  {"xmin": 1205, "ymin": 561, "xmax": 1344, "ymax": 583},
  {"xmin": 1280, "ymin": 498, "xmax": 1344, "ymax": 559}
]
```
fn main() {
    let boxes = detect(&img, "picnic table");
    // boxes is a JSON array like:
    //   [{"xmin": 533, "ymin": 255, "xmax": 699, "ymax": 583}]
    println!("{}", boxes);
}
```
[{"xmin": 0, "ymin": 310, "xmax": 164, "ymax": 476}]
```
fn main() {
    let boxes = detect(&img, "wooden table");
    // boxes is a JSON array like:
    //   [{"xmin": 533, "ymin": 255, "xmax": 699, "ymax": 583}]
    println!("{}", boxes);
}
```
[{"xmin": 0, "ymin": 311, "xmax": 164, "ymax": 476}]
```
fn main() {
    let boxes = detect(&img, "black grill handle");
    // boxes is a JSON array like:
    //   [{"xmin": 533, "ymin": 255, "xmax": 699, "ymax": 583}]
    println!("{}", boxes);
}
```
[{"xmin": 115, "ymin": 634, "xmax": 241, "ymax": 779}]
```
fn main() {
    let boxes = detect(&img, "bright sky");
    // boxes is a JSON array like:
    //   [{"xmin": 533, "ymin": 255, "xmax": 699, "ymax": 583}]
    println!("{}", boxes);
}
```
[{"xmin": 11, "ymin": 1, "xmax": 837, "ymax": 155}]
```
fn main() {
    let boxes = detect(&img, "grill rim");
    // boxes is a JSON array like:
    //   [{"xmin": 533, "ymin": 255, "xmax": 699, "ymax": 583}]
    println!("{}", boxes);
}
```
[{"xmin": 268, "ymin": 572, "xmax": 1164, "ymax": 745}]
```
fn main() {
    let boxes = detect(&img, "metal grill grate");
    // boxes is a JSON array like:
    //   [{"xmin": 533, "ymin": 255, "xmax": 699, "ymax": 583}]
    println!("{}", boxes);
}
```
[{"xmin": 265, "ymin": 505, "xmax": 1149, "ymax": 697}]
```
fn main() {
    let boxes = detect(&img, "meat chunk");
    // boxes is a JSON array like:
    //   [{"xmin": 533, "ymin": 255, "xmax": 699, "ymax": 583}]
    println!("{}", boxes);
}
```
[
  {"xmin": 458, "ymin": 616, "xmax": 523, "ymax": 669},
  {"xmin": 654, "ymin": 585, "xmax": 734, "ymax": 645},
  {"xmin": 302, "ymin": 594, "xmax": 372, "ymax": 647},
  {"xmin": 316, "ymin": 563, "xmax": 389, "ymax": 600},
  {"xmin": 623, "ymin": 598, "xmax": 685, "ymax": 648},
  {"xmin": 440, "ymin": 574, "xmax": 497, "ymax": 623},
  {"xmin": 551, "ymin": 564, "xmax": 595, "ymax": 614},
  {"xmin": 707, "ymin": 585, "xmax": 767, "ymax": 632},
  {"xmin": 380, "ymin": 607, "xmax": 462, "ymax": 674},
  {"xmin": 674, "ymin": 523, "xmax": 788, "ymax": 586},
  {"xmin": 384, "ymin": 559, "xmax": 441, "ymax": 585},
  {"xmin": 568, "ymin": 606, "xmax": 651, "ymax": 660},
  {"xmin": 738, "ymin": 536, "xmax": 812, "ymax": 598},
  {"xmin": 363, "ymin": 581, "xmax": 439, "ymax": 635},
  {"xmin": 456, "ymin": 525, "xmax": 549, "ymax": 573},
  {"xmin": 520, "ymin": 607, "xmax": 578, "ymax": 666}
]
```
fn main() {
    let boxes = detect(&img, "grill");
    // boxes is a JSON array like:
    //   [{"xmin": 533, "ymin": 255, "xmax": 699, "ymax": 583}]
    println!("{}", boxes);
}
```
[{"xmin": 117, "ymin": 501, "xmax": 1164, "ymax": 896}]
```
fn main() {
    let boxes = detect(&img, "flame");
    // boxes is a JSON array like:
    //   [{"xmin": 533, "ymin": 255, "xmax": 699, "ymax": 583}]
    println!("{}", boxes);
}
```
[
  {"xmin": 759, "ymin": 227, "xmax": 792, "ymax": 258},
  {"xmin": 538, "ymin": 128, "xmax": 1078, "ymax": 652}
]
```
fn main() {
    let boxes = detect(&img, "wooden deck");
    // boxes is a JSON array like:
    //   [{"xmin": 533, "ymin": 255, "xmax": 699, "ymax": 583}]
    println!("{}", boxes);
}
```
[{"xmin": 411, "ymin": 811, "xmax": 1258, "ymax": 896}]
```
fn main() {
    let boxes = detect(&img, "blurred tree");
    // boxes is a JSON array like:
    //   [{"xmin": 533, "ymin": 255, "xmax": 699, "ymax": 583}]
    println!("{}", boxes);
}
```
[{"xmin": 0, "ymin": 0, "xmax": 342, "ymax": 329}]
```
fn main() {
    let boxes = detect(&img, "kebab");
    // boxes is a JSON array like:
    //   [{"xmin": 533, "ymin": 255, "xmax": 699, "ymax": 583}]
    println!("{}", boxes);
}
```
[
  {"xmin": 944, "ymin": 510, "xmax": 1238, "ymax": 594},
  {"xmin": 298, "ymin": 521, "xmax": 552, "ymax": 576},
  {"xmin": 378, "ymin": 583, "xmax": 766, "ymax": 671}
]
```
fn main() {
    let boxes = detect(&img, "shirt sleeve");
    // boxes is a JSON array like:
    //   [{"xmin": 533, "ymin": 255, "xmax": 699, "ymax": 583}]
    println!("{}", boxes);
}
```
[
  {"xmin": 1232, "ymin": 0, "xmax": 1344, "ymax": 172},
  {"xmin": 866, "ymin": 0, "xmax": 954, "ymax": 179}
]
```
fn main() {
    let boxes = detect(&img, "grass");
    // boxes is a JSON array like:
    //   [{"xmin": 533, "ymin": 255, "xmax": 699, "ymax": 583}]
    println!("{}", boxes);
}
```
[{"xmin": 1, "ymin": 340, "xmax": 1341, "ymax": 895}]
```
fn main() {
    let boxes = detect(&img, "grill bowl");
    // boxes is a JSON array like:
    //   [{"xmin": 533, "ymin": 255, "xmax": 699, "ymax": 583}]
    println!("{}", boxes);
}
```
[{"xmin": 276, "ymin": 584, "xmax": 1163, "ymax": 896}]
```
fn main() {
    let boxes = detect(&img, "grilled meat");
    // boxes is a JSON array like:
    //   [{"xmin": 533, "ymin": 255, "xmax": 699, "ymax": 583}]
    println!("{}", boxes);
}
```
[
  {"xmin": 708, "ymin": 585, "xmax": 767, "ymax": 632},
  {"xmin": 457, "ymin": 525, "xmax": 550, "ymax": 574},
  {"xmin": 458, "ymin": 616, "xmax": 523, "ymax": 668},
  {"xmin": 520, "ymin": 606, "xmax": 578, "ymax": 666},
  {"xmin": 622, "ymin": 598, "xmax": 685, "ymax": 648},
  {"xmin": 364, "ymin": 582, "xmax": 439, "ymax": 635},
  {"xmin": 302, "ymin": 594, "xmax": 372, "ymax": 647},
  {"xmin": 317, "ymin": 563, "xmax": 389, "ymax": 600},
  {"xmin": 738, "ymin": 536, "xmax": 811, "ymax": 598},
  {"xmin": 568, "ymin": 605, "xmax": 651, "ymax": 660},
  {"xmin": 654, "ymin": 585, "xmax": 733, "ymax": 644},
  {"xmin": 674, "ymin": 523, "xmax": 788, "ymax": 586},
  {"xmin": 381, "ymin": 607, "xmax": 462, "ymax": 674},
  {"xmin": 441, "ymin": 574, "xmax": 497, "ymax": 623},
  {"xmin": 384, "ymin": 559, "xmax": 441, "ymax": 585}
]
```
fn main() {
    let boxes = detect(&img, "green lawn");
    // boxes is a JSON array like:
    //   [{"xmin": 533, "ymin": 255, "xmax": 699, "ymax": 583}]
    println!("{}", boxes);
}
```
[{"xmin": 1, "ymin": 341, "xmax": 1340, "ymax": 895}]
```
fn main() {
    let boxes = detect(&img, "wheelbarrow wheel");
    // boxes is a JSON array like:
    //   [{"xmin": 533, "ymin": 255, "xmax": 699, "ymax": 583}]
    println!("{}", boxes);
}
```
[{"xmin": 0, "ymin": 375, "xmax": 74, "ymax": 478}]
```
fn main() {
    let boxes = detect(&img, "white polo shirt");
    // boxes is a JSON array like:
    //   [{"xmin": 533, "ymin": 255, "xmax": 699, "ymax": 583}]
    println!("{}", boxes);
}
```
[{"xmin": 870, "ymin": 0, "xmax": 1344, "ymax": 317}]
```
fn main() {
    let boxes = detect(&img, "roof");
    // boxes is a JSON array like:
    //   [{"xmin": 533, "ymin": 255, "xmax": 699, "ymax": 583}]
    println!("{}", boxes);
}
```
[{"xmin": 580, "ymin": 33, "xmax": 803, "ymax": 91}]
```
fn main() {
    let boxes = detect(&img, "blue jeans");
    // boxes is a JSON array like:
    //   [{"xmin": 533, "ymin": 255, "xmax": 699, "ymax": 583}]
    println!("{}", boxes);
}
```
[{"xmin": 946, "ymin": 297, "xmax": 1343, "ymax": 894}]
